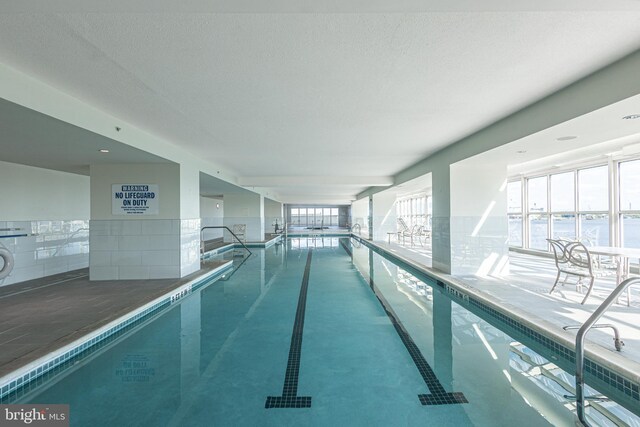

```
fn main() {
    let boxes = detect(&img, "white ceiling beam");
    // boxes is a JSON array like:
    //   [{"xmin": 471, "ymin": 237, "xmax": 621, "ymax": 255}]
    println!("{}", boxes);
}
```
[{"xmin": 237, "ymin": 176, "xmax": 393, "ymax": 187}]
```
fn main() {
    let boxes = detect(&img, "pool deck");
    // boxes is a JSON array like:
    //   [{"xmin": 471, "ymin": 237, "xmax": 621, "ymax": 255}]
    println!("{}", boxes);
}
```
[
  {"xmin": 367, "ymin": 237, "xmax": 640, "ymax": 382},
  {"xmin": 0, "ymin": 258, "xmax": 231, "ymax": 379}
]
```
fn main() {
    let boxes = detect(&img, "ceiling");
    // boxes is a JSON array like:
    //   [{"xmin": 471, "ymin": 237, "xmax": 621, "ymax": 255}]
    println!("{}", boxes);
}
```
[
  {"xmin": 0, "ymin": 97, "xmax": 172, "ymax": 175},
  {"xmin": 1, "ymin": 3, "xmax": 640, "ymax": 203}
]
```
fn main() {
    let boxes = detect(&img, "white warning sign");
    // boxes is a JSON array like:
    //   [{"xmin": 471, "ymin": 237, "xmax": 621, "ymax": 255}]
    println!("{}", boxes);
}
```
[{"xmin": 112, "ymin": 184, "xmax": 159, "ymax": 215}]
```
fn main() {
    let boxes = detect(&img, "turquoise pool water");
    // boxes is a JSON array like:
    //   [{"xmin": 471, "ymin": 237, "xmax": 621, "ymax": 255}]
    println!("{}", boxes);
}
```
[{"xmin": 5, "ymin": 237, "xmax": 638, "ymax": 426}]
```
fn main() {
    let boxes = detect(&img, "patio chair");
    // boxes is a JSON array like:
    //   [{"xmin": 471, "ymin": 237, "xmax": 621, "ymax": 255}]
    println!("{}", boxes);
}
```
[
  {"xmin": 547, "ymin": 239, "xmax": 616, "ymax": 304},
  {"xmin": 232, "ymin": 224, "xmax": 247, "ymax": 243},
  {"xmin": 397, "ymin": 218, "xmax": 419, "ymax": 245},
  {"xmin": 416, "ymin": 225, "xmax": 431, "ymax": 246}
]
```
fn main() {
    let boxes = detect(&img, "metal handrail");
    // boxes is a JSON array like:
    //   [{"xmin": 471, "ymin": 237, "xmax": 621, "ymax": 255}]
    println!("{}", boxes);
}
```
[
  {"xmin": 351, "ymin": 223, "xmax": 361, "ymax": 235},
  {"xmin": 572, "ymin": 277, "xmax": 640, "ymax": 426},
  {"xmin": 200, "ymin": 226, "xmax": 252, "ymax": 256}
]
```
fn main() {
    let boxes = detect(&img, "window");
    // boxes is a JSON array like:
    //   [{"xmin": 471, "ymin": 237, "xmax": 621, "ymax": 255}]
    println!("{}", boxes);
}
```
[
  {"xmin": 550, "ymin": 172, "xmax": 576, "ymax": 239},
  {"xmin": 578, "ymin": 166, "xmax": 609, "ymax": 245},
  {"xmin": 619, "ymin": 159, "xmax": 640, "ymax": 248},
  {"xmin": 507, "ymin": 181, "xmax": 522, "ymax": 247},
  {"xmin": 578, "ymin": 166, "xmax": 608, "ymax": 211},
  {"xmin": 527, "ymin": 177, "xmax": 548, "ymax": 249},
  {"xmin": 331, "ymin": 208, "xmax": 339, "ymax": 226},
  {"xmin": 528, "ymin": 214, "xmax": 548, "ymax": 250},
  {"xmin": 396, "ymin": 194, "xmax": 431, "ymax": 229},
  {"xmin": 291, "ymin": 208, "xmax": 300, "ymax": 226},
  {"xmin": 550, "ymin": 172, "xmax": 574, "ymax": 212},
  {"xmin": 528, "ymin": 176, "xmax": 547, "ymax": 213},
  {"xmin": 511, "ymin": 156, "xmax": 640, "ymax": 252},
  {"xmin": 323, "ymin": 208, "xmax": 331, "ymax": 227}
]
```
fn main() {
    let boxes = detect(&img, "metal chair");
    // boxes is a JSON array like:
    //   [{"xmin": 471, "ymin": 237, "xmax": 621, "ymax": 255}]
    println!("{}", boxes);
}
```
[
  {"xmin": 232, "ymin": 224, "xmax": 247, "ymax": 243},
  {"xmin": 547, "ymin": 239, "xmax": 616, "ymax": 304}
]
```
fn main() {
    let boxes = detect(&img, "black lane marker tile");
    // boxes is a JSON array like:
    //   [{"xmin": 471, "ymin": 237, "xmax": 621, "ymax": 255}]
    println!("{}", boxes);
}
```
[
  {"xmin": 369, "ymin": 277, "xmax": 468, "ymax": 406},
  {"xmin": 265, "ymin": 249, "xmax": 313, "ymax": 409}
]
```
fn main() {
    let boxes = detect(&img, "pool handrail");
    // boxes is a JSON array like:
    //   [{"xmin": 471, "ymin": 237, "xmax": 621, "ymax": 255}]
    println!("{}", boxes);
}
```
[
  {"xmin": 200, "ymin": 226, "xmax": 252, "ymax": 256},
  {"xmin": 573, "ymin": 276, "xmax": 640, "ymax": 426}
]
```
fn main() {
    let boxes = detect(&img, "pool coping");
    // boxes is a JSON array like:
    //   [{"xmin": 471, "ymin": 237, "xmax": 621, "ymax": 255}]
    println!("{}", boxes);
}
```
[
  {"xmin": 351, "ymin": 235, "xmax": 640, "ymax": 414},
  {"xmin": 0, "ymin": 260, "xmax": 233, "ymax": 401},
  {"xmin": 202, "ymin": 234, "xmax": 283, "ymax": 259}
]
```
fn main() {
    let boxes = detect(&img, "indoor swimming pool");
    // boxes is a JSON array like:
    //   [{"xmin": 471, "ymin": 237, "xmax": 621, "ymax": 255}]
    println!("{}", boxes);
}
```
[{"xmin": 2, "ymin": 237, "xmax": 639, "ymax": 426}]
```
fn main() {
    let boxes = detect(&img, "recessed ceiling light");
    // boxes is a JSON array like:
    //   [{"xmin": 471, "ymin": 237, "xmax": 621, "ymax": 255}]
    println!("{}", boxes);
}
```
[
  {"xmin": 622, "ymin": 114, "xmax": 640, "ymax": 120},
  {"xmin": 99, "ymin": 149, "xmax": 110, "ymax": 153},
  {"xmin": 556, "ymin": 136, "xmax": 577, "ymax": 141}
]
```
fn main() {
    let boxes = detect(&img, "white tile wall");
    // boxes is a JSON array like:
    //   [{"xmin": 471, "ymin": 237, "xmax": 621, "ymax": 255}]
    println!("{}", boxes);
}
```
[
  {"xmin": 1, "ymin": 218, "xmax": 201, "ymax": 284},
  {"xmin": 180, "ymin": 219, "xmax": 201, "ymax": 277},
  {"xmin": 0, "ymin": 220, "xmax": 89, "ymax": 287},
  {"xmin": 90, "ymin": 219, "xmax": 199, "ymax": 280}
]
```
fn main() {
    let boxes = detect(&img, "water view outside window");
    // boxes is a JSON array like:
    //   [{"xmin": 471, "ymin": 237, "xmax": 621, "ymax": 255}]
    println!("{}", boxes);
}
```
[
  {"xmin": 507, "ymin": 181, "xmax": 523, "ymax": 247},
  {"xmin": 529, "ymin": 214, "xmax": 548, "ymax": 250},
  {"xmin": 511, "ymin": 158, "xmax": 640, "ymax": 251},
  {"xmin": 579, "ymin": 214, "xmax": 609, "ymax": 246},
  {"xmin": 552, "ymin": 214, "xmax": 576, "ymax": 240},
  {"xmin": 577, "ymin": 166, "xmax": 609, "ymax": 245},
  {"xmin": 527, "ymin": 177, "xmax": 548, "ymax": 249},
  {"xmin": 619, "ymin": 159, "xmax": 640, "ymax": 248},
  {"xmin": 622, "ymin": 214, "xmax": 640, "ymax": 247},
  {"xmin": 550, "ymin": 172, "xmax": 576, "ymax": 239},
  {"xmin": 527, "ymin": 176, "xmax": 547, "ymax": 213}
]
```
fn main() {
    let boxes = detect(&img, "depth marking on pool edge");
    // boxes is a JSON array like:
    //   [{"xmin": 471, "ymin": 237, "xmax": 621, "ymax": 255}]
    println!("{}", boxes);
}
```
[
  {"xmin": 340, "ymin": 239, "xmax": 467, "ymax": 406},
  {"xmin": 265, "ymin": 249, "xmax": 313, "ymax": 409}
]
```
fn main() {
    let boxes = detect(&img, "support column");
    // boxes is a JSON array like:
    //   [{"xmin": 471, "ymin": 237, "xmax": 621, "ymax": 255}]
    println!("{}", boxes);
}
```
[
  {"xmin": 89, "ymin": 163, "xmax": 200, "ymax": 280},
  {"xmin": 431, "ymin": 162, "xmax": 452, "ymax": 273},
  {"xmin": 372, "ymin": 190, "xmax": 397, "ymax": 243},
  {"xmin": 264, "ymin": 197, "xmax": 283, "ymax": 234},
  {"xmin": 223, "ymin": 192, "xmax": 265, "ymax": 242},
  {"xmin": 351, "ymin": 197, "xmax": 369, "ymax": 237},
  {"xmin": 450, "ymin": 157, "xmax": 509, "ymax": 276}
]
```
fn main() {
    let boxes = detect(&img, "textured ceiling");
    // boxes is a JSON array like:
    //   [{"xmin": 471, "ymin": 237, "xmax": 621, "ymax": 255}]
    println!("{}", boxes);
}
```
[{"xmin": 1, "ymin": 5, "xmax": 640, "ymax": 203}]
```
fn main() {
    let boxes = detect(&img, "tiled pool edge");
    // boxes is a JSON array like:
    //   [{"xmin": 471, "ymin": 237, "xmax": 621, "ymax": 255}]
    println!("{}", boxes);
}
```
[
  {"xmin": 352, "ymin": 235, "xmax": 640, "ymax": 414},
  {"xmin": 202, "ymin": 235, "xmax": 282, "ymax": 259},
  {"xmin": 0, "ymin": 260, "xmax": 233, "ymax": 401}
]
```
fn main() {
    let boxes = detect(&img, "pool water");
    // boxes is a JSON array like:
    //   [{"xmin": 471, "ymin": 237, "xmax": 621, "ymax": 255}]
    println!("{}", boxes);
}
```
[{"xmin": 9, "ymin": 237, "xmax": 638, "ymax": 426}]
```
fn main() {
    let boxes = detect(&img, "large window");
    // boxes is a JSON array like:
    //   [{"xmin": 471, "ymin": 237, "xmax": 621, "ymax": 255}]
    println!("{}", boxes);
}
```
[
  {"xmin": 578, "ymin": 166, "xmax": 609, "ymax": 246},
  {"xmin": 550, "ymin": 171, "xmax": 576, "ymax": 240},
  {"xmin": 507, "ymin": 181, "xmax": 522, "ymax": 247},
  {"xmin": 288, "ymin": 205, "xmax": 343, "ymax": 227},
  {"xmin": 396, "ymin": 194, "xmax": 431, "ymax": 229},
  {"xmin": 527, "ymin": 176, "xmax": 548, "ymax": 250},
  {"xmin": 619, "ymin": 159, "xmax": 640, "ymax": 247},
  {"xmin": 510, "ymin": 160, "xmax": 638, "ymax": 252}
]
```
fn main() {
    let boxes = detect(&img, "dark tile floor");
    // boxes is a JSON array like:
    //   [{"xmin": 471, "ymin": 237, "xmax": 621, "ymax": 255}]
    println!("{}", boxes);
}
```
[{"xmin": 0, "ymin": 259, "xmax": 229, "ymax": 378}]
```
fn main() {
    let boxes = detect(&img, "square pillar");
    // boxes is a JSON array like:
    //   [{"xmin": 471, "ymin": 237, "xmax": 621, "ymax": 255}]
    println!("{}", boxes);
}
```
[
  {"xmin": 223, "ymin": 192, "xmax": 265, "ymax": 242},
  {"xmin": 89, "ymin": 163, "xmax": 200, "ymax": 280}
]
